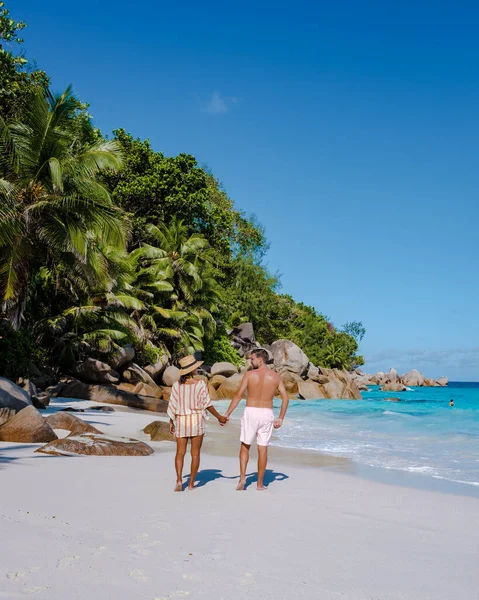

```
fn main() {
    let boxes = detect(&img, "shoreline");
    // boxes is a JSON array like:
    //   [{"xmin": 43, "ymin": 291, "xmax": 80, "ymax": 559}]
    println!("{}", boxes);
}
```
[
  {"xmin": 1, "ymin": 397, "xmax": 479, "ymax": 599},
  {"xmin": 30, "ymin": 395, "xmax": 479, "ymax": 498},
  {"xmin": 210, "ymin": 399, "xmax": 479, "ymax": 498}
]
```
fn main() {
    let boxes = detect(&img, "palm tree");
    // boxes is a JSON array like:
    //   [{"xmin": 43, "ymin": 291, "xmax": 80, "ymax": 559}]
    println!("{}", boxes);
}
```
[
  {"xmin": 0, "ymin": 86, "xmax": 128, "ymax": 327},
  {"xmin": 323, "ymin": 344, "xmax": 348, "ymax": 370},
  {"xmin": 135, "ymin": 217, "xmax": 223, "ymax": 354}
]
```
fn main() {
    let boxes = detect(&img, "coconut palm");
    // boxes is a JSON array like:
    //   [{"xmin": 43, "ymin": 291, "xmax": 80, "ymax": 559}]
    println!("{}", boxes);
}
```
[
  {"xmin": 0, "ymin": 86, "xmax": 128, "ymax": 327},
  {"xmin": 135, "ymin": 217, "xmax": 223, "ymax": 354},
  {"xmin": 323, "ymin": 344, "xmax": 348, "ymax": 370}
]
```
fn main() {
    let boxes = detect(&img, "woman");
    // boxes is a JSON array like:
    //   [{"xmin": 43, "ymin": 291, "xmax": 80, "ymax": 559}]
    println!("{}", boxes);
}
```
[{"xmin": 167, "ymin": 355, "xmax": 227, "ymax": 491}]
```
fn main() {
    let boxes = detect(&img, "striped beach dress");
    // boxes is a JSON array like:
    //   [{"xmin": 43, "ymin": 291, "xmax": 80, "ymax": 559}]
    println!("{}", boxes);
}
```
[{"xmin": 167, "ymin": 380, "xmax": 212, "ymax": 438}]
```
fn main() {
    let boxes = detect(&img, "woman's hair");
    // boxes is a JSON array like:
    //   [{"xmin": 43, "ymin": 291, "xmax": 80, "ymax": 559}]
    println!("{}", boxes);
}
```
[{"xmin": 179, "ymin": 371, "xmax": 196, "ymax": 384}]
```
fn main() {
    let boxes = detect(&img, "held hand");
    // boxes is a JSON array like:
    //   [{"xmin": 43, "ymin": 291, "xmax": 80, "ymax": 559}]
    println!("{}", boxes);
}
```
[
  {"xmin": 218, "ymin": 414, "xmax": 229, "ymax": 427},
  {"xmin": 273, "ymin": 418, "xmax": 283, "ymax": 429}
]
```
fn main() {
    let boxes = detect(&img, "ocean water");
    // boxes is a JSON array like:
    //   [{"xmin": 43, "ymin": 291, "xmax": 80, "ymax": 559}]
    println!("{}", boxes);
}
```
[{"xmin": 272, "ymin": 382, "xmax": 479, "ymax": 487}]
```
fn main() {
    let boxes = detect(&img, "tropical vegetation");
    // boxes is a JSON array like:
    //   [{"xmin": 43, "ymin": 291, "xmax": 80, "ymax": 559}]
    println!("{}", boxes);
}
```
[{"xmin": 0, "ymin": 2, "xmax": 364, "ymax": 379}]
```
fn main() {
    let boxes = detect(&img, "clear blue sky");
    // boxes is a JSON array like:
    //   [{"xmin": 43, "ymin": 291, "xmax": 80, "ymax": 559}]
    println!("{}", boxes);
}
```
[{"xmin": 16, "ymin": 0, "xmax": 479, "ymax": 380}]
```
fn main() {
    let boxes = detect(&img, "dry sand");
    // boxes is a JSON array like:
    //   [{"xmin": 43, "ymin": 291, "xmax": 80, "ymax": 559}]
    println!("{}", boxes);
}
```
[{"xmin": 1, "ymin": 397, "xmax": 478, "ymax": 599}]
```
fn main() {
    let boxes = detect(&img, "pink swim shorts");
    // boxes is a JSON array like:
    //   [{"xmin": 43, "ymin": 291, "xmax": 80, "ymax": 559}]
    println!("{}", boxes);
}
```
[{"xmin": 240, "ymin": 407, "xmax": 275, "ymax": 446}]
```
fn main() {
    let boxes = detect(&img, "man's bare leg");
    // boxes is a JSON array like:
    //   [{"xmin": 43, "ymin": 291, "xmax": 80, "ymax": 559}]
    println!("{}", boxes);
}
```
[
  {"xmin": 174, "ymin": 437, "xmax": 188, "ymax": 491},
  {"xmin": 257, "ymin": 445, "xmax": 268, "ymax": 490},
  {"xmin": 237, "ymin": 442, "xmax": 251, "ymax": 490},
  {"xmin": 188, "ymin": 434, "xmax": 204, "ymax": 489}
]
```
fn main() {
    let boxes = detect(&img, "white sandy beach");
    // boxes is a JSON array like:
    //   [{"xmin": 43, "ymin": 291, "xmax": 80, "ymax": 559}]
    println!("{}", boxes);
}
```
[{"xmin": 1, "ymin": 399, "xmax": 478, "ymax": 600}]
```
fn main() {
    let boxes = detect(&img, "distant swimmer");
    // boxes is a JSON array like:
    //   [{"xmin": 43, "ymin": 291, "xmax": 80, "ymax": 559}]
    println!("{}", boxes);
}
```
[{"xmin": 449, "ymin": 399, "xmax": 455, "ymax": 407}]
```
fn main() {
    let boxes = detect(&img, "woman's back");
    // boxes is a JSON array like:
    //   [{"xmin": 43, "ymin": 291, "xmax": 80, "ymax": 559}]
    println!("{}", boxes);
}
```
[{"xmin": 169, "ymin": 379, "xmax": 210, "ymax": 416}]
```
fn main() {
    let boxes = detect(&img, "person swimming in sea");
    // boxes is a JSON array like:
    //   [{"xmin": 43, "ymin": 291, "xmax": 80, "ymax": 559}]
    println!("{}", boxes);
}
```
[{"xmin": 449, "ymin": 399, "xmax": 454, "ymax": 407}]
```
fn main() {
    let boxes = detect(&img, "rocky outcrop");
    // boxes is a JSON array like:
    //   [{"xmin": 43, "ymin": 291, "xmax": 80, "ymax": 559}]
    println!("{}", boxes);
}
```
[
  {"xmin": 0, "ymin": 406, "xmax": 57, "ymax": 443},
  {"xmin": 115, "ymin": 382, "xmax": 162, "ymax": 398},
  {"xmin": 232, "ymin": 322, "xmax": 255, "ymax": 344},
  {"xmin": 144, "ymin": 354, "xmax": 169, "ymax": 380},
  {"xmin": 211, "ymin": 362, "xmax": 238, "ymax": 377},
  {"xmin": 0, "ymin": 377, "xmax": 32, "ymax": 412},
  {"xmin": 380, "ymin": 381, "xmax": 407, "ymax": 392},
  {"xmin": 162, "ymin": 366, "xmax": 180, "ymax": 387},
  {"xmin": 71, "ymin": 358, "xmax": 120, "ymax": 385},
  {"xmin": 0, "ymin": 407, "xmax": 15, "ymax": 427},
  {"xmin": 320, "ymin": 369, "xmax": 362, "ymax": 400},
  {"xmin": 354, "ymin": 368, "xmax": 449, "ymax": 389},
  {"xmin": 216, "ymin": 373, "xmax": 244, "ymax": 399},
  {"xmin": 279, "ymin": 371, "xmax": 303, "ymax": 394},
  {"xmin": 388, "ymin": 368, "xmax": 399, "ymax": 383},
  {"xmin": 229, "ymin": 322, "xmax": 260, "ymax": 357},
  {"xmin": 298, "ymin": 380, "xmax": 325, "ymax": 400},
  {"xmin": 108, "ymin": 345, "xmax": 135, "ymax": 371},
  {"xmin": 47, "ymin": 380, "xmax": 168, "ymax": 413},
  {"xmin": 45, "ymin": 412, "xmax": 102, "ymax": 436},
  {"xmin": 17, "ymin": 378, "xmax": 50, "ymax": 409},
  {"xmin": 160, "ymin": 386, "xmax": 172, "ymax": 401},
  {"xmin": 143, "ymin": 420, "xmax": 174, "ymax": 441},
  {"xmin": 36, "ymin": 433, "xmax": 154, "ymax": 456},
  {"xmin": 122, "ymin": 363, "xmax": 157, "ymax": 387},
  {"xmin": 207, "ymin": 375, "xmax": 227, "ymax": 401},
  {"xmin": 401, "ymin": 369, "xmax": 425, "ymax": 387},
  {"xmin": 271, "ymin": 340, "xmax": 309, "ymax": 376}
]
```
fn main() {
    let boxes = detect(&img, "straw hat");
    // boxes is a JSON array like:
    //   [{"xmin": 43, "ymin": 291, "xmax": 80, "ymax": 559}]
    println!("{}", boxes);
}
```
[{"xmin": 178, "ymin": 355, "xmax": 204, "ymax": 376}]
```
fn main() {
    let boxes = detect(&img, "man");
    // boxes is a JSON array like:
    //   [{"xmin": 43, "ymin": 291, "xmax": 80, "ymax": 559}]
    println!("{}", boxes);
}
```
[{"xmin": 224, "ymin": 349, "xmax": 289, "ymax": 491}]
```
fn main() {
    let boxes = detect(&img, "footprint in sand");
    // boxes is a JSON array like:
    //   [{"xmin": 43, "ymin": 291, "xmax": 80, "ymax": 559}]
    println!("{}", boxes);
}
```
[
  {"xmin": 23, "ymin": 586, "xmax": 47, "ymax": 595},
  {"xmin": 6, "ymin": 570, "xmax": 26, "ymax": 580},
  {"xmin": 57, "ymin": 555, "xmax": 80, "ymax": 569},
  {"xmin": 129, "ymin": 569, "xmax": 152, "ymax": 583},
  {"xmin": 154, "ymin": 592, "xmax": 190, "ymax": 599}
]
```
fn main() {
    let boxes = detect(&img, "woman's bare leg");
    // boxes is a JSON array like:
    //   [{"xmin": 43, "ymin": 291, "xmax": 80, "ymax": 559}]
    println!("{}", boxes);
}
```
[
  {"xmin": 188, "ymin": 434, "xmax": 204, "ymax": 489},
  {"xmin": 175, "ymin": 437, "xmax": 188, "ymax": 491}
]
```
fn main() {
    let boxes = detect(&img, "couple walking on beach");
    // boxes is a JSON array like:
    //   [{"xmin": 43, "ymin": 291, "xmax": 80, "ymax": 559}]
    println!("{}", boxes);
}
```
[{"xmin": 167, "ymin": 349, "xmax": 289, "ymax": 492}]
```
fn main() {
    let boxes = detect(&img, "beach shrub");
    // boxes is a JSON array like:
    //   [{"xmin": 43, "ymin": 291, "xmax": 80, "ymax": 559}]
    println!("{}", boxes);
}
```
[{"xmin": 203, "ymin": 332, "xmax": 242, "ymax": 367}]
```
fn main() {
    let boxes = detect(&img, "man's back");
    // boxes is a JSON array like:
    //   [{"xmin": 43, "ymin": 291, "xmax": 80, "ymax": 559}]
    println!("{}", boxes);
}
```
[{"xmin": 245, "ymin": 366, "xmax": 280, "ymax": 408}]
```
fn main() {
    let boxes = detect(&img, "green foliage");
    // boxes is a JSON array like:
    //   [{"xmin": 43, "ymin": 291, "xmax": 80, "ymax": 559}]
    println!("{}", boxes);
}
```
[
  {"xmin": 0, "ymin": 320, "xmax": 44, "ymax": 378},
  {"xmin": 342, "ymin": 321, "xmax": 366, "ymax": 344},
  {"xmin": 0, "ymin": 86, "xmax": 127, "ymax": 327},
  {"xmin": 134, "ymin": 342, "xmax": 165, "ymax": 368},
  {"xmin": 100, "ymin": 130, "xmax": 267, "ymax": 257},
  {"xmin": 0, "ymin": 3, "xmax": 366, "ymax": 375},
  {"xmin": 0, "ymin": 2, "xmax": 49, "ymax": 121},
  {"xmin": 0, "ymin": 2, "xmax": 26, "ymax": 44},
  {"xmin": 203, "ymin": 330, "xmax": 242, "ymax": 366},
  {"xmin": 220, "ymin": 256, "xmax": 281, "ymax": 341}
]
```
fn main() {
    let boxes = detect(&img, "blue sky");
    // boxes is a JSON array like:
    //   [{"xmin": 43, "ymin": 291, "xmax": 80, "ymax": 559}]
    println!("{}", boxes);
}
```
[{"xmin": 15, "ymin": 0, "xmax": 479, "ymax": 380}]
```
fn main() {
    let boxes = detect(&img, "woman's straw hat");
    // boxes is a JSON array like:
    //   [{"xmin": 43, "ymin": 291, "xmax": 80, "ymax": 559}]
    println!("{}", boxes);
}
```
[{"xmin": 178, "ymin": 355, "xmax": 204, "ymax": 376}]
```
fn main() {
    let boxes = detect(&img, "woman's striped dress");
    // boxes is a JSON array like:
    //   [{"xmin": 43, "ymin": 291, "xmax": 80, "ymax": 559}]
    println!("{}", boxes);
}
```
[{"xmin": 167, "ymin": 380, "xmax": 212, "ymax": 438}]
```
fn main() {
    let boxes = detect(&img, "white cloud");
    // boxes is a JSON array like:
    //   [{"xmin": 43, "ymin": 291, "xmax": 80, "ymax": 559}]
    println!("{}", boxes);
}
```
[{"xmin": 204, "ymin": 91, "xmax": 238, "ymax": 115}]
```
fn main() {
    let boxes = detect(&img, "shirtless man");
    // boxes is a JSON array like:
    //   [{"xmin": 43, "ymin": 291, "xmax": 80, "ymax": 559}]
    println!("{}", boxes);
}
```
[{"xmin": 224, "ymin": 349, "xmax": 289, "ymax": 491}]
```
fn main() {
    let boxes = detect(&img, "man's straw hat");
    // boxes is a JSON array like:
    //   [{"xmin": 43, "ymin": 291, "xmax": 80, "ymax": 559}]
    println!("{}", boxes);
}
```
[{"xmin": 178, "ymin": 355, "xmax": 204, "ymax": 376}]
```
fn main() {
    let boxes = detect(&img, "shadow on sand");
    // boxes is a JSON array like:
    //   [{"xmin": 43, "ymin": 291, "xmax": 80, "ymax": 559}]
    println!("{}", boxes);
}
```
[
  {"xmin": 244, "ymin": 469, "xmax": 289, "ymax": 489},
  {"xmin": 183, "ymin": 468, "xmax": 289, "ymax": 490},
  {"xmin": 182, "ymin": 469, "xmax": 237, "ymax": 490}
]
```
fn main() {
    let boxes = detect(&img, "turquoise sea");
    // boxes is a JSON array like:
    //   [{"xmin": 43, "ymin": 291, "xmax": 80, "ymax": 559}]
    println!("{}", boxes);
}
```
[{"xmin": 270, "ymin": 382, "xmax": 479, "ymax": 487}]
